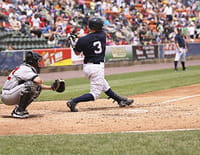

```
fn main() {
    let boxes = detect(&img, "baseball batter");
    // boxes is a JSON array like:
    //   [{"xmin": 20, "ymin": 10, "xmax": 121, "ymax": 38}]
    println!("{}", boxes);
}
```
[
  {"xmin": 1, "ymin": 51, "xmax": 65, "ymax": 118},
  {"xmin": 67, "ymin": 17, "xmax": 134, "ymax": 112},
  {"xmin": 174, "ymin": 28, "xmax": 188, "ymax": 71}
]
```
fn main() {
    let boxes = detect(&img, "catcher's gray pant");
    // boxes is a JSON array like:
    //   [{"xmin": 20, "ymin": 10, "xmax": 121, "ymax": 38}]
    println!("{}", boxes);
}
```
[{"xmin": 1, "ymin": 81, "xmax": 41, "ymax": 106}]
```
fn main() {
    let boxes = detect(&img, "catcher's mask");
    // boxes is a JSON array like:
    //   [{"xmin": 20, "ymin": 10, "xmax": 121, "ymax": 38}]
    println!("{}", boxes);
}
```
[
  {"xmin": 88, "ymin": 17, "xmax": 103, "ymax": 31},
  {"xmin": 25, "ymin": 51, "xmax": 42, "ymax": 73}
]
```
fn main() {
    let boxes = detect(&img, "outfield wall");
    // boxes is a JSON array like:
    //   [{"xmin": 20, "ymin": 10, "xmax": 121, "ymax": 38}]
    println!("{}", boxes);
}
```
[{"xmin": 0, "ymin": 43, "xmax": 200, "ymax": 75}]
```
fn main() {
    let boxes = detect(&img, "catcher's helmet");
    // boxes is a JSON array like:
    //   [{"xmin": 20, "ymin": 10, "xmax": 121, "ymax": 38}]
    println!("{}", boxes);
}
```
[
  {"xmin": 25, "ymin": 51, "xmax": 42, "ymax": 73},
  {"xmin": 88, "ymin": 17, "xmax": 103, "ymax": 31}
]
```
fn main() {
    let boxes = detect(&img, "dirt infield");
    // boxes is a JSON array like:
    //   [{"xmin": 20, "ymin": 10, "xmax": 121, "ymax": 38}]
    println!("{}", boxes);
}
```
[
  {"xmin": 0, "ymin": 83, "xmax": 200, "ymax": 135},
  {"xmin": 0, "ymin": 60, "xmax": 200, "ymax": 135}
]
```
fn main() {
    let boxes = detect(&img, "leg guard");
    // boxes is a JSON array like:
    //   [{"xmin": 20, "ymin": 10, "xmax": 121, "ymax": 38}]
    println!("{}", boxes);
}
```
[{"xmin": 17, "ymin": 81, "xmax": 41, "ymax": 112}]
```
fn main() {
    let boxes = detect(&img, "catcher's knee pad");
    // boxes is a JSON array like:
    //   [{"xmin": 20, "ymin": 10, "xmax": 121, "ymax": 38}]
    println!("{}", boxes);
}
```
[{"xmin": 21, "ymin": 81, "xmax": 42, "ymax": 100}]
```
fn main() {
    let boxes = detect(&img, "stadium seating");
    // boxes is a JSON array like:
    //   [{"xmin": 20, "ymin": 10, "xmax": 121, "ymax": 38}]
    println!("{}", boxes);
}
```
[{"xmin": 0, "ymin": 30, "xmax": 54, "ymax": 51}]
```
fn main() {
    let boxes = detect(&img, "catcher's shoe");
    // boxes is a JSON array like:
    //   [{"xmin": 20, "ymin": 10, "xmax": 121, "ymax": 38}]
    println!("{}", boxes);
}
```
[
  {"xmin": 11, "ymin": 107, "xmax": 29, "ymax": 119},
  {"xmin": 67, "ymin": 100, "xmax": 78, "ymax": 112},
  {"xmin": 118, "ymin": 98, "xmax": 134, "ymax": 107}
]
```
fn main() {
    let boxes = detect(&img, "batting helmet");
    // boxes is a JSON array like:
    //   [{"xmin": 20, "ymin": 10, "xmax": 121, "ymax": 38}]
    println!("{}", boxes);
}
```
[
  {"xmin": 88, "ymin": 17, "xmax": 103, "ymax": 31},
  {"xmin": 25, "ymin": 51, "xmax": 42, "ymax": 73}
]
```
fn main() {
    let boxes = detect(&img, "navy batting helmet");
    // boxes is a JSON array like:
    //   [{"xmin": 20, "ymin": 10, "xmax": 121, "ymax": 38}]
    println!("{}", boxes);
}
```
[
  {"xmin": 88, "ymin": 17, "xmax": 103, "ymax": 31},
  {"xmin": 25, "ymin": 51, "xmax": 42, "ymax": 73}
]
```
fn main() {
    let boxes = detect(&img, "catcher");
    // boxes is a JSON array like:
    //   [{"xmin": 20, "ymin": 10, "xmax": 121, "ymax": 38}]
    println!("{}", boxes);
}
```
[{"xmin": 0, "ymin": 51, "xmax": 65, "ymax": 118}]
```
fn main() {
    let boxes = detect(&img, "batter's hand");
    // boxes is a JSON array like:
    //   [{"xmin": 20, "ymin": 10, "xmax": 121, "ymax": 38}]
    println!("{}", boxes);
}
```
[{"xmin": 69, "ymin": 34, "xmax": 78, "ymax": 48}]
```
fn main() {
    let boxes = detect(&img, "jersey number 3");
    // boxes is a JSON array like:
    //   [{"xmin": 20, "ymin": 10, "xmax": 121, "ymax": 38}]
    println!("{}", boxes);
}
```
[{"xmin": 93, "ymin": 41, "xmax": 102, "ymax": 54}]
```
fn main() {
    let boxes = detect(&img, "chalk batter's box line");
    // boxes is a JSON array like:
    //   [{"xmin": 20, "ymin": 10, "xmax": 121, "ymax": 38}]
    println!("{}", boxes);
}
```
[{"xmin": 158, "ymin": 94, "xmax": 200, "ymax": 105}]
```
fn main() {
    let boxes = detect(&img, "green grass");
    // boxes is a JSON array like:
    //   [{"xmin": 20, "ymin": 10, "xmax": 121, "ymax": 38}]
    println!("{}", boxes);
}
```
[
  {"xmin": 37, "ymin": 65, "xmax": 200, "ymax": 101},
  {"xmin": 0, "ymin": 65, "xmax": 200, "ymax": 155},
  {"xmin": 0, "ymin": 131, "xmax": 200, "ymax": 155}
]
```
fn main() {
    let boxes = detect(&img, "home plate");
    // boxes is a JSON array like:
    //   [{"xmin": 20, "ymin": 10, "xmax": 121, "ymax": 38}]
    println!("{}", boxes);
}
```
[{"xmin": 124, "ymin": 109, "xmax": 148, "ymax": 113}]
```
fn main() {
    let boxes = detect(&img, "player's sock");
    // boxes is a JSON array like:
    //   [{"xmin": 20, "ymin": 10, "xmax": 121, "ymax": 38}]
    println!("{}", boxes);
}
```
[
  {"xmin": 105, "ymin": 88, "xmax": 133, "ymax": 107},
  {"xmin": 105, "ymin": 88, "xmax": 122, "ymax": 103},
  {"xmin": 174, "ymin": 61, "xmax": 178, "ymax": 71},
  {"xmin": 181, "ymin": 61, "xmax": 186, "ymax": 70},
  {"xmin": 72, "ymin": 93, "xmax": 94, "ymax": 103}
]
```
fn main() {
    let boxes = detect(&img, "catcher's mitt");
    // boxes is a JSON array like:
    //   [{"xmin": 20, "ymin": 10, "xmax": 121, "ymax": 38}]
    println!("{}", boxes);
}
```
[{"xmin": 51, "ymin": 79, "xmax": 65, "ymax": 93}]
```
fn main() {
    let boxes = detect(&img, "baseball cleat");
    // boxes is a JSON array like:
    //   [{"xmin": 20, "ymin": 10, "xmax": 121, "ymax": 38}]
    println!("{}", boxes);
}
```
[
  {"xmin": 67, "ymin": 100, "xmax": 78, "ymax": 112},
  {"xmin": 11, "ymin": 108, "xmax": 29, "ymax": 119},
  {"xmin": 118, "ymin": 98, "xmax": 134, "ymax": 107}
]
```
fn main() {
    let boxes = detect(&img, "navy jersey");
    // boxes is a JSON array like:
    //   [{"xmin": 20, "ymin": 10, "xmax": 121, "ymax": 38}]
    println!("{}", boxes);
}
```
[
  {"xmin": 175, "ymin": 34, "xmax": 186, "ymax": 48},
  {"xmin": 75, "ymin": 31, "xmax": 106, "ymax": 64}
]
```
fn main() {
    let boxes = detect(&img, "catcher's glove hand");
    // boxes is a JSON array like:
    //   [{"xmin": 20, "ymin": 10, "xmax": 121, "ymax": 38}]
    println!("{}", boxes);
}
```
[{"xmin": 51, "ymin": 79, "xmax": 65, "ymax": 93}]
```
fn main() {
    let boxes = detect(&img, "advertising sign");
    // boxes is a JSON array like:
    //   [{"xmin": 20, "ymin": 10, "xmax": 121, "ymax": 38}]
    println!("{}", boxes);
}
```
[
  {"xmin": 132, "ymin": 45, "xmax": 158, "ymax": 60},
  {"xmin": 33, "ymin": 48, "xmax": 72, "ymax": 67},
  {"xmin": 71, "ymin": 48, "xmax": 84, "ymax": 65},
  {"xmin": 105, "ymin": 45, "xmax": 133, "ymax": 62},
  {"xmin": 163, "ymin": 43, "xmax": 176, "ymax": 58}
]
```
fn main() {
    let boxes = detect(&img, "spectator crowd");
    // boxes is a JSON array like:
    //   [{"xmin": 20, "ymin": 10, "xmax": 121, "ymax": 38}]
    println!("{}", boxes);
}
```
[{"xmin": 0, "ymin": 0, "xmax": 200, "ymax": 47}]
